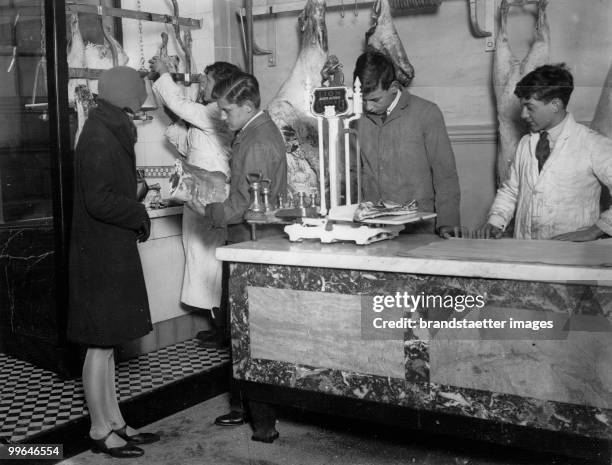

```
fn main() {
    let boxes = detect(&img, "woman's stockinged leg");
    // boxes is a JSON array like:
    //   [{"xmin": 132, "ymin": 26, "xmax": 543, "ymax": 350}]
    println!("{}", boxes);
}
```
[
  {"xmin": 105, "ymin": 350, "xmax": 125, "ymax": 429},
  {"xmin": 83, "ymin": 347, "xmax": 127, "ymax": 447},
  {"xmin": 104, "ymin": 350, "xmax": 139, "ymax": 436}
]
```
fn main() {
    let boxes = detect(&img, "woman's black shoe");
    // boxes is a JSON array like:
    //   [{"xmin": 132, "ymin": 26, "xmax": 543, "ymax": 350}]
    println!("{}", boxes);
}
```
[
  {"xmin": 113, "ymin": 424, "xmax": 161, "ymax": 445},
  {"xmin": 91, "ymin": 431, "xmax": 144, "ymax": 458}
]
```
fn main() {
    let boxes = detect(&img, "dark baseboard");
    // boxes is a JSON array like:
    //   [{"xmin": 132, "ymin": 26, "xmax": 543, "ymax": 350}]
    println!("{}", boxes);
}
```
[{"xmin": 242, "ymin": 380, "xmax": 612, "ymax": 465}]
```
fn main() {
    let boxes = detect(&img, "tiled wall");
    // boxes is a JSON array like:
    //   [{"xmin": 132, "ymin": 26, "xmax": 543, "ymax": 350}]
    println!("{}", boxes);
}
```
[
  {"xmin": 212, "ymin": 0, "xmax": 245, "ymax": 69},
  {"xmin": 120, "ymin": 0, "xmax": 215, "ymax": 199}
]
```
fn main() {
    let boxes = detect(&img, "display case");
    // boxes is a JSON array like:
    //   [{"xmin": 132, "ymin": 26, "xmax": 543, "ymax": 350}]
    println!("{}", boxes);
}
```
[{"xmin": 0, "ymin": 0, "xmax": 82, "ymax": 376}]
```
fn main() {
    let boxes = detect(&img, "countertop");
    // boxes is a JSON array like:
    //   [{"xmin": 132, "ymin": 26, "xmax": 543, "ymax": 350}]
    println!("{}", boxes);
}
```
[
  {"xmin": 216, "ymin": 234, "xmax": 612, "ymax": 284},
  {"xmin": 147, "ymin": 205, "xmax": 183, "ymax": 218}
]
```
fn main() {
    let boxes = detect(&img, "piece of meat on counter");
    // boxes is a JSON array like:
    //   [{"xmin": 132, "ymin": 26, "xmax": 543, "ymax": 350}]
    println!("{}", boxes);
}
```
[
  {"xmin": 365, "ymin": 0, "xmax": 415, "ymax": 87},
  {"xmin": 354, "ymin": 200, "xmax": 418, "ymax": 222},
  {"xmin": 169, "ymin": 159, "xmax": 229, "ymax": 216}
]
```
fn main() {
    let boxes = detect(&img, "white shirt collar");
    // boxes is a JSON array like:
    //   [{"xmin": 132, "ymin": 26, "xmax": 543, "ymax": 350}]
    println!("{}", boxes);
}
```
[
  {"xmin": 386, "ymin": 90, "xmax": 402, "ymax": 116},
  {"xmin": 546, "ymin": 112, "xmax": 568, "ymax": 145},
  {"xmin": 242, "ymin": 110, "xmax": 264, "ymax": 131}
]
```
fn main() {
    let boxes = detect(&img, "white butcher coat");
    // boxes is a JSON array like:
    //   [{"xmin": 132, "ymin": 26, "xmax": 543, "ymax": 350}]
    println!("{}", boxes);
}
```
[
  {"xmin": 488, "ymin": 113, "xmax": 612, "ymax": 240},
  {"xmin": 153, "ymin": 74, "xmax": 232, "ymax": 309}
]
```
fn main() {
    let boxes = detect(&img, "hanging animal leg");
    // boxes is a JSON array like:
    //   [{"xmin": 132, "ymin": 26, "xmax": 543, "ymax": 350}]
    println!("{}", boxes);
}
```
[
  {"xmin": 520, "ymin": 0, "xmax": 550, "ymax": 75},
  {"xmin": 592, "ymin": 63, "xmax": 612, "ymax": 138},
  {"xmin": 493, "ymin": 0, "xmax": 550, "ymax": 185},
  {"xmin": 494, "ymin": 0, "xmax": 523, "ymax": 185}
]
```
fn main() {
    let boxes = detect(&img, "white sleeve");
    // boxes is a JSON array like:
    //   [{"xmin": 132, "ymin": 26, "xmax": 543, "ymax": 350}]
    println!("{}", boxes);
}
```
[
  {"xmin": 487, "ymin": 139, "xmax": 524, "ymax": 229},
  {"xmin": 165, "ymin": 121, "xmax": 189, "ymax": 157},
  {"xmin": 153, "ymin": 73, "xmax": 217, "ymax": 133}
]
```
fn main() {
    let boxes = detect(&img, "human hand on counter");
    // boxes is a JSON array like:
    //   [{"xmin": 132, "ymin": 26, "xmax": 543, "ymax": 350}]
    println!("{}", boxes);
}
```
[
  {"xmin": 475, "ymin": 223, "xmax": 504, "ymax": 239},
  {"xmin": 136, "ymin": 215, "xmax": 151, "ymax": 243},
  {"xmin": 551, "ymin": 225, "xmax": 605, "ymax": 242},
  {"xmin": 438, "ymin": 225, "xmax": 476, "ymax": 239}
]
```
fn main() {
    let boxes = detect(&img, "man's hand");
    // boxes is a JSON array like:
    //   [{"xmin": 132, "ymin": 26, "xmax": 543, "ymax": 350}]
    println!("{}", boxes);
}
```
[
  {"xmin": 552, "ymin": 225, "xmax": 605, "ymax": 242},
  {"xmin": 475, "ymin": 223, "xmax": 504, "ymax": 239},
  {"xmin": 438, "ymin": 225, "xmax": 476, "ymax": 239},
  {"xmin": 148, "ymin": 56, "xmax": 169, "ymax": 80}
]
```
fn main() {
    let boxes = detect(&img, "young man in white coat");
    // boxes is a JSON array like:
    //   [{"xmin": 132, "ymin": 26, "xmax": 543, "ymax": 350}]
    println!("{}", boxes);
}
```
[
  {"xmin": 478, "ymin": 63, "xmax": 612, "ymax": 241},
  {"xmin": 150, "ymin": 60, "xmax": 241, "ymax": 346}
]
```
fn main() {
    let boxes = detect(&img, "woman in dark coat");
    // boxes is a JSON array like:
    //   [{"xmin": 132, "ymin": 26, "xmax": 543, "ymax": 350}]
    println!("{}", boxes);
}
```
[{"xmin": 67, "ymin": 67, "xmax": 159, "ymax": 458}]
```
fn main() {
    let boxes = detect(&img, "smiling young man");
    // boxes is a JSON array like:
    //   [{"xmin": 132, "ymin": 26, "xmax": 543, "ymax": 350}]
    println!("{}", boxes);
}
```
[
  {"xmin": 353, "ymin": 51, "xmax": 461, "ymax": 236},
  {"xmin": 478, "ymin": 63, "xmax": 612, "ymax": 241}
]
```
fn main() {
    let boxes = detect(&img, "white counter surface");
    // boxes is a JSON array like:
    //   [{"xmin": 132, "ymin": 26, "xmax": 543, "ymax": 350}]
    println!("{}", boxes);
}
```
[
  {"xmin": 147, "ymin": 205, "xmax": 183, "ymax": 218},
  {"xmin": 216, "ymin": 234, "xmax": 612, "ymax": 284}
]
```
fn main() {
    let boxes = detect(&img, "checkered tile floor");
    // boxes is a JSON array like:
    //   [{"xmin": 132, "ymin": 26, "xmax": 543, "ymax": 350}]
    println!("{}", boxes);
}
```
[{"xmin": 0, "ymin": 340, "xmax": 229, "ymax": 443}]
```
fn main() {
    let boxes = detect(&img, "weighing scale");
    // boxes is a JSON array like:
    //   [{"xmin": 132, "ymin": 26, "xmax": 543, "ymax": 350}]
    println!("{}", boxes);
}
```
[{"xmin": 245, "ymin": 78, "xmax": 436, "ymax": 244}]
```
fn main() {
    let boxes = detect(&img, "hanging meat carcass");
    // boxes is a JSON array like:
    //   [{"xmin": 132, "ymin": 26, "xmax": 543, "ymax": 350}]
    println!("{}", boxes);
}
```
[
  {"xmin": 67, "ymin": 13, "xmax": 129, "ymax": 103},
  {"xmin": 68, "ymin": 13, "xmax": 129, "ymax": 147},
  {"xmin": 493, "ymin": 0, "xmax": 550, "ymax": 185},
  {"xmin": 267, "ymin": 0, "xmax": 331, "ymax": 197},
  {"xmin": 156, "ymin": 32, "xmax": 180, "ymax": 74},
  {"xmin": 67, "ymin": 14, "xmax": 87, "ymax": 107},
  {"xmin": 591, "ymin": 62, "xmax": 612, "ymax": 138},
  {"xmin": 365, "ymin": 0, "xmax": 415, "ymax": 87},
  {"xmin": 590, "ymin": 59, "xmax": 612, "ymax": 210}
]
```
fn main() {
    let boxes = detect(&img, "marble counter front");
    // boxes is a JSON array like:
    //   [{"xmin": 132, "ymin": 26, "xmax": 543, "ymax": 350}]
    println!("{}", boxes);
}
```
[
  {"xmin": 216, "ymin": 234, "xmax": 612, "ymax": 284},
  {"xmin": 217, "ymin": 234, "xmax": 612, "ymax": 458}
]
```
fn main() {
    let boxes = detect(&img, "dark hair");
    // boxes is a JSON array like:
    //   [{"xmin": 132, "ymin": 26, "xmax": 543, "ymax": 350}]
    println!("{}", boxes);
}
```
[
  {"xmin": 203, "ymin": 61, "xmax": 242, "ymax": 82},
  {"xmin": 353, "ymin": 50, "xmax": 396, "ymax": 94},
  {"xmin": 514, "ymin": 63, "xmax": 574, "ymax": 107},
  {"xmin": 212, "ymin": 72, "xmax": 261, "ymax": 109}
]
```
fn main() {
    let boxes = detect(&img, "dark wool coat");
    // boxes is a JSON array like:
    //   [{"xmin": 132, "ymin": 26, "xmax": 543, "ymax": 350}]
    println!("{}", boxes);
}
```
[
  {"xmin": 67, "ymin": 99, "xmax": 152, "ymax": 346},
  {"xmin": 357, "ymin": 90, "xmax": 461, "ymax": 231}
]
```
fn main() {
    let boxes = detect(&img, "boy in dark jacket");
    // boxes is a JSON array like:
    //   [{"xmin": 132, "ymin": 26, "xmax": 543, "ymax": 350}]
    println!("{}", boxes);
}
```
[{"xmin": 210, "ymin": 72, "xmax": 287, "ymax": 442}]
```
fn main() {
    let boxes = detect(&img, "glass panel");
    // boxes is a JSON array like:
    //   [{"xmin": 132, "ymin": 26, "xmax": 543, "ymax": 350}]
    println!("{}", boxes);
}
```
[{"xmin": 0, "ymin": 0, "xmax": 53, "ymax": 224}]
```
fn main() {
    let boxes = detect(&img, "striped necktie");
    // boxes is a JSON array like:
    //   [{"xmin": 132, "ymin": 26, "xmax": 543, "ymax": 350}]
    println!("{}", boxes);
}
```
[{"xmin": 535, "ymin": 131, "xmax": 550, "ymax": 172}]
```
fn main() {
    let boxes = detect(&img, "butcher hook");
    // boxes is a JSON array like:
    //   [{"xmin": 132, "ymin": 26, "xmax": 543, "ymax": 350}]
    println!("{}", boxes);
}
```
[
  {"xmin": 468, "ymin": 0, "xmax": 492, "ymax": 38},
  {"xmin": 340, "ymin": 0, "xmax": 344, "ymax": 18}
]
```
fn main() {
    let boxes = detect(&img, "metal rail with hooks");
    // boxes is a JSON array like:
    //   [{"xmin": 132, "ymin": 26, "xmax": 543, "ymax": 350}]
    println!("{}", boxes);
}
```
[
  {"xmin": 65, "ymin": 1, "xmax": 202, "ymax": 28},
  {"xmin": 243, "ymin": 0, "xmax": 496, "ymax": 71}
]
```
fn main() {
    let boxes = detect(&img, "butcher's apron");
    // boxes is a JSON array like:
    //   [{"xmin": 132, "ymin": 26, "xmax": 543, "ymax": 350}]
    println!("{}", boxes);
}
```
[
  {"xmin": 166, "ymin": 120, "xmax": 231, "ymax": 310},
  {"xmin": 181, "ymin": 205, "xmax": 225, "ymax": 309}
]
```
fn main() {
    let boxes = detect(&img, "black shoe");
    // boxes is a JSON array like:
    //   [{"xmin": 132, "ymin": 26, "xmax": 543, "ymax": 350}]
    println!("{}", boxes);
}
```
[
  {"xmin": 215, "ymin": 410, "xmax": 244, "ymax": 426},
  {"xmin": 251, "ymin": 430, "xmax": 279, "ymax": 443},
  {"xmin": 91, "ymin": 431, "xmax": 144, "ymax": 458},
  {"xmin": 113, "ymin": 424, "xmax": 160, "ymax": 445}
]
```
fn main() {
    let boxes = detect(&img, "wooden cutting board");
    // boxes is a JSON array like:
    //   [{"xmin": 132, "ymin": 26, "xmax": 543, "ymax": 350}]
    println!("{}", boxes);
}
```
[{"xmin": 398, "ymin": 238, "xmax": 612, "ymax": 267}]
